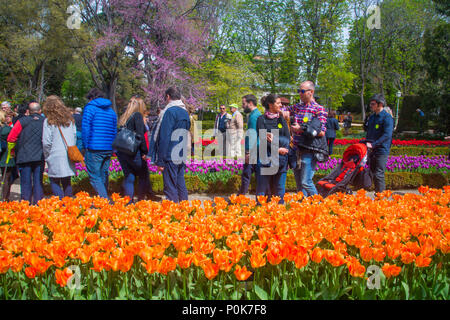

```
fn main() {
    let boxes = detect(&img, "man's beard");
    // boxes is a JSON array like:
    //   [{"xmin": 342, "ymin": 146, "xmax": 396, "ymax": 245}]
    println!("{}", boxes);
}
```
[{"xmin": 243, "ymin": 106, "xmax": 251, "ymax": 114}]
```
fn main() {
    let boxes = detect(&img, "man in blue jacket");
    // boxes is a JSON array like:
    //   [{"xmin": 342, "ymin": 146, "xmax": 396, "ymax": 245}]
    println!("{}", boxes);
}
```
[
  {"xmin": 149, "ymin": 87, "xmax": 190, "ymax": 203},
  {"xmin": 82, "ymin": 88, "xmax": 117, "ymax": 199},
  {"xmin": 365, "ymin": 94, "xmax": 393, "ymax": 193}
]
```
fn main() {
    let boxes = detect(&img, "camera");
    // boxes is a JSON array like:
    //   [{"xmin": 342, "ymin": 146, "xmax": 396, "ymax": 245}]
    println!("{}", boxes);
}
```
[{"xmin": 301, "ymin": 119, "xmax": 319, "ymax": 139}]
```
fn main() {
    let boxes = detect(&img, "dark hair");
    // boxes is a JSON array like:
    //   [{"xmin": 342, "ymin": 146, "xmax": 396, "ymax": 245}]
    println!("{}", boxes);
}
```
[
  {"xmin": 18, "ymin": 103, "xmax": 28, "ymax": 115},
  {"xmin": 86, "ymin": 88, "xmax": 106, "ymax": 101},
  {"xmin": 328, "ymin": 110, "xmax": 336, "ymax": 118},
  {"xmin": 165, "ymin": 87, "xmax": 181, "ymax": 100},
  {"xmin": 243, "ymin": 94, "xmax": 257, "ymax": 106},
  {"xmin": 369, "ymin": 94, "xmax": 386, "ymax": 107},
  {"xmin": 260, "ymin": 94, "xmax": 279, "ymax": 109}
]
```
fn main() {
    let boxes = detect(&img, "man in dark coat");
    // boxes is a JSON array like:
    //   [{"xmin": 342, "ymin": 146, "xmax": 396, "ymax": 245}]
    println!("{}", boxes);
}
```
[
  {"xmin": 7, "ymin": 102, "xmax": 45, "ymax": 204},
  {"xmin": 148, "ymin": 87, "xmax": 190, "ymax": 203}
]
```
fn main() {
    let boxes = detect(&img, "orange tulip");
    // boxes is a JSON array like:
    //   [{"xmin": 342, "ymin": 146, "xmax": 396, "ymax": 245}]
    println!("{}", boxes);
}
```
[
  {"xmin": 55, "ymin": 268, "xmax": 73, "ymax": 287},
  {"xmin": 382, "ymin": 263, "xmax": 402, "ymax": 278},
  {"xmin": 158, "ymin": 256, "xmax": 177, "ymax": 275},
  {"xmin": 414, "ymin": 255, "xmax": 431, "ymax": 268},
  {"xmin": 421, "ymin": 240, "xmax": 436, "ymax": 257},
  {"xmin": 310, "ymin": 247, "xmax": 324, "ymax": 264},
  {"xmin": 234, "ymin": 265, "xmax": 252, "ymax": 281},
  {"xmin": 400, "ymin": 251, "xmax": 416, "ymax": 265},
  {"xmin": 293, "ymin": 250, "xmax": 309, "ymax": 269},
  {"xmin": 266, "ymin": 246, "xmax": 283, "ymax": 266},
  {"xmin": 177, "ymin": 252, "xmax": 193, "ymax": 269},
  {"xmin": 346, "ymin": 258, "xmax": 366, "ymax": 278},
  {"xmin": 24, "ymin": 267, "xmax": 37, "ymax": 279},
  {"xmin": 250, "ymin": 250, "xmax": 266, "ymax": 269},
  {"xmin": 359, "ymin": 246, "xmax": 373, "ymax": 262},
  {"xmin": 370, "ymin": 247, "xmax": 385, "ymax": 262},
  {"xmin": 325, "ymin": 250, "xmax": 346, "ymax": 267},
  {"xmin": 201, "ymin": 261, "xmax": 219, "ymax": 280}
]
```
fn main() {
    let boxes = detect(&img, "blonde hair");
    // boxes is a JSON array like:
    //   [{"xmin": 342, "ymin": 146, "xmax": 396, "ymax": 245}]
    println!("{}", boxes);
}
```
[
  {"xmin": 119, "ymin": 97, "xmax": 147, "ymax": 126},
  {"xmin": 0, "ymin": 111, "xmax": 5, "ymax": 124}
]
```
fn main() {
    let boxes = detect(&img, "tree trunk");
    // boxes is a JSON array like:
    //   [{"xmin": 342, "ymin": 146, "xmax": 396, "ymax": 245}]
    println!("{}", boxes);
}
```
[
  {"xmin": 105, "ymin": 77, "xmax": 118, "ymax": 115},
  {"xmin": 31, "ymin": 61, "xmax": 44, "ymax": 99},
  {"xmin": 360, "ymin": 79, "xmax": 366, "ymax": 121},
  {"xmin": 38, "ymin": 62, "xmax": 45, "ymax": 104}
]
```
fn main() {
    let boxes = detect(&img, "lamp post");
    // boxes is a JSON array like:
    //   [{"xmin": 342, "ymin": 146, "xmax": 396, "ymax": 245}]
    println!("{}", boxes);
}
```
[{"xmin": 395, "ymin": 91, "xmax": 401, "ymax": 131}]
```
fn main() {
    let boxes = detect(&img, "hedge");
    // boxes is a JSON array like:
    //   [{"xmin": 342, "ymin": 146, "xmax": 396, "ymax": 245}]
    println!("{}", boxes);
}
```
[{"xmin": 43, "ymin": 172, "xmax": 450, "ymax": 196}]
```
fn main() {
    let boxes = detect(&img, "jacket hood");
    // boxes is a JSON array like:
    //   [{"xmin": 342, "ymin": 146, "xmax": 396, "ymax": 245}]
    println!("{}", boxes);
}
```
[{"xmin": 87, "ymin": 98, "xmax": 112, "ymax": 109}]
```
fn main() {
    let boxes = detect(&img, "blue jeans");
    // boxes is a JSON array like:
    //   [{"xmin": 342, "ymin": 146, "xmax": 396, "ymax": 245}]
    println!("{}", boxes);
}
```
[
  {"xmin": 369, "ymin": 153, "xmax": 389, "ymax": 193},
  {"xmin": 18, "ymin": 161, "xmax": 45, "ymax": 205},
  {"xmin": 85, "ymin": 150, "xmax": 112, "ymax": 199},
  {"xmin": 239, "ymin": 163, "xmax": 259, "ymax": 195},
  {"xmin": 162, "ymin": 161, "xmax": 188, "ymax": 203},
  {"xmin": 294, "ymin": 152, "xmax": 318, "ymax": 197},
  {"xmin": 50, "ymin": 177, "xmax": 73, "ymax": 199},
  {"xmin": 76, "ymin": 131, "xmax": 83, "ymax": 153},
  {"xmin": 327, "ymin": 138, "xmax": 335, "ymax": 155},
  {"xmin": 256, "ymin": 167, "xmax": 287, "ymax": 204},
  {"xmin": 117, "ymin": 150, "xmax": 151, "ymax": 202}
]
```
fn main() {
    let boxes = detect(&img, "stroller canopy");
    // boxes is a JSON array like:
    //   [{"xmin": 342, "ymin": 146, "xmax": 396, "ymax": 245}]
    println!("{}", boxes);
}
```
[{"xmin": 342, "ymin": 143, "xmax": 368, "ymax": 167}]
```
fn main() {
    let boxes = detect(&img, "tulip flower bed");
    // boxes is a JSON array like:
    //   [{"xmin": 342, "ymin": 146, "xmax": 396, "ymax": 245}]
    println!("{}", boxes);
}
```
[
  {"xmin": 318, "ymin": 155, "xmax": 450, "ymax": 175},
  {"xmin": 0, "ymin": 186, "xmax": 449, "ymax": 300},
  {"xmin": 335, "ymin": 139, "xmax": 450, "ymax": 147},
  {"xmin": 73, "ymin": 156, "xmax": 450, "ymax": 178},
  {"xmin": 195, "ymin": 139, "xmax": 450, "ymax": 147}
]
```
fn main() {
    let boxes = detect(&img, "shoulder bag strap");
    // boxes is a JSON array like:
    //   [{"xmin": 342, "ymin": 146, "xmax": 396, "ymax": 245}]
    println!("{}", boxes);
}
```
[{"xmin": 58, "ymin": 126, "xmax": 69, "ymax": 149}]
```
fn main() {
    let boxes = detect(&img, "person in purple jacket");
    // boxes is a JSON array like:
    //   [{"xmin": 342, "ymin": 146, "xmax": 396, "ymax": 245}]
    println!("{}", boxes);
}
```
[{"xmin": 82, "ymin": 88, "xmax": 117, "ymax": 199}]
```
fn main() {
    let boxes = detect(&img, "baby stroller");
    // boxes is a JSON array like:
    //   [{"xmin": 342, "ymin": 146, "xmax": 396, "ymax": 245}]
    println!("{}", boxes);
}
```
[{"xmin": 317, "ymin": 142, "xmax": 372, "ymax": 197}]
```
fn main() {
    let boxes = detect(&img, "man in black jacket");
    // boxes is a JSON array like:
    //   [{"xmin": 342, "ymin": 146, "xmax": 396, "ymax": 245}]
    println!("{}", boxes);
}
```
[{"xmin": 7, "ymin": 102, "xmax": 45, "ymax": 204}]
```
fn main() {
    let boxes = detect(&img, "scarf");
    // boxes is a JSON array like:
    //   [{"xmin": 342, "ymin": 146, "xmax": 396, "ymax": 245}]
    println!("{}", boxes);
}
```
[
  {"xmin": 264, "ymin": 111, "xmax": 280, "ymax": 120},
  {"xmin": 152, "ymin": 99, "xmax": 187, "ymax": 143}
]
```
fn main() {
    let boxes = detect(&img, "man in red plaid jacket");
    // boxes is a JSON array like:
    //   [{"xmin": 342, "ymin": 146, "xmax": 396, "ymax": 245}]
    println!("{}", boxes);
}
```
[{"xmin": 282, "ymin": 81, "xmax": 328, "ymax": 197}]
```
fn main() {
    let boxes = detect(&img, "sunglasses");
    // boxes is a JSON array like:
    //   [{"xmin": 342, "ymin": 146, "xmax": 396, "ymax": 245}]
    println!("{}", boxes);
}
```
[{"xmin": 298, "ymin": 89, "xmax": 312, "ymax": 94}]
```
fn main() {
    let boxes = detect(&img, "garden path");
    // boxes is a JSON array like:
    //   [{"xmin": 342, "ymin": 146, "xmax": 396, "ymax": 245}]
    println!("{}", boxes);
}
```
[{"xmin": 8, "ymin": 180, "xmax": 421, "ymax": 203}]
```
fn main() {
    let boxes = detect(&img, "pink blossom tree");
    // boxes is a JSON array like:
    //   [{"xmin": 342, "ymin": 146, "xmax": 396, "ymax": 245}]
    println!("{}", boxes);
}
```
[{"xmin": 75, "ymin": 0, "xmax": 216, "ymax": 111}]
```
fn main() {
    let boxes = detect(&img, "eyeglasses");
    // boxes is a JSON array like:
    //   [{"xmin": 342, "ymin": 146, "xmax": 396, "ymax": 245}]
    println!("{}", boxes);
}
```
[{"xmin": 298, "ymin": 89, "xmax": 312, "ymax": 94}]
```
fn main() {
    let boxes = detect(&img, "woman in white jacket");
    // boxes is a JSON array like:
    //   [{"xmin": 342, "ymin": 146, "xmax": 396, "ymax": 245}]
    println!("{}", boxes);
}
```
[{"xmin": 42, "ymin": 95, "xmax": 77, "ymax": 199}]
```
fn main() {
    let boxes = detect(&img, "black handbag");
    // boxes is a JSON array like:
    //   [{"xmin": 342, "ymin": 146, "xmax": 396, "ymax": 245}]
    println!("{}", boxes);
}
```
[{"xmin": 112, "ymin": 114, "xmax": 142, "ymax": 156}]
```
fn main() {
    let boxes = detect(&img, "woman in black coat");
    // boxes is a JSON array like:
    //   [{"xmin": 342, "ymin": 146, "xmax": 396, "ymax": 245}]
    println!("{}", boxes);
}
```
[
  {"xmin": 256, "ymin": 94, "xmax": 291, "ymax": 204},
  {"xmin": 325, "ymin": 110, "xmax": 340, "ymax": 155}
]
